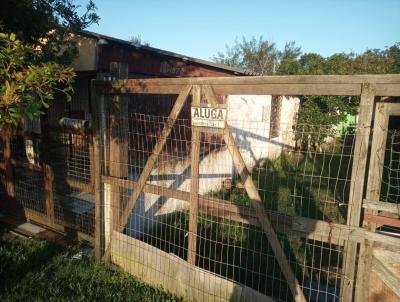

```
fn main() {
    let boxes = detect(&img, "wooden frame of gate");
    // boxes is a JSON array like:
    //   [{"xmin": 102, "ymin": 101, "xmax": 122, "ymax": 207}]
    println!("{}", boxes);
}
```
[{"xmin": 91, "ymin": 75, "xmax": 400, "ymax": 302}]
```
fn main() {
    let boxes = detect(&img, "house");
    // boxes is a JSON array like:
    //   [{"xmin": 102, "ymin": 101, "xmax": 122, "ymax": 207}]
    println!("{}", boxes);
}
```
[{"xmin": 21, "ymin": 30, "xmax": 300, "ymax": 238}]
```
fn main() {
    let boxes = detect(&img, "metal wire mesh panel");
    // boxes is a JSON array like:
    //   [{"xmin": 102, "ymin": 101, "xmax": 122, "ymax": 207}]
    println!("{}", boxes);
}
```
[
  {"xmin": 49, "ymin": 131, "xmax": 95, "ymax": 235},
  {"xmin": 13, "ymin": 168, "xmax": 46, "ymax": 214},
  {"xmin": 96, "ymin": 92, "xmax": 362, "ymax": 302},
  {"xmin": 382, "ymin": 130, "xmax": 400, "ymax": 204}
]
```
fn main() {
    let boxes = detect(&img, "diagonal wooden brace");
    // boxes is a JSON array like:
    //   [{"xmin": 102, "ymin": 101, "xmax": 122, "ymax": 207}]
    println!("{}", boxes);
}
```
[
  {"xmin": 102, "ymin": 85, "xmax": 192, "ymax": 260},
  {"xmin": 203, "ymin": 85, "xmax": 306, "ymax": 302}
]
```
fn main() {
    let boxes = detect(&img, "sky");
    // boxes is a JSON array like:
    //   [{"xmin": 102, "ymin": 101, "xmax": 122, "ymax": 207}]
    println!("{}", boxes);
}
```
[{"xmin": 77, "ymin": 0, "xmax": 400, "ymax": 61}]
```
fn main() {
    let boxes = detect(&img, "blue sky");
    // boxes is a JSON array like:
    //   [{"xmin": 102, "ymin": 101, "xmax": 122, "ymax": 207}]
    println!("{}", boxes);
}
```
[{"xmin": 78, "ymin": 0, "xmax": 400, "ymax": 61}]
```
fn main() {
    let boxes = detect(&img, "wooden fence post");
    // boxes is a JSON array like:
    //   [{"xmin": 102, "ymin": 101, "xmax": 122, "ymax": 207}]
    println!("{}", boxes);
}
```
[
  {"xmin": 105, "ymin": 63, "xmax": 129, "ymax": 262},
  {"xmin": 41, "ymin": 114, "xmax": 55, "ymax": 223},
  {"xmin": 355, "ymin": 101, "xmax": 389, "ymax": 302},
  {"xmin": 2, "ymin": 127, "xmax": 15, "ymax": 207},
  {"xmin": 342, "ymin": 83, "xmax": 376, "ymax": 302},
  {"xmin": 188, "ymin": 85, "xmax": 201, "ymax": 265},
  {"xmin": 91, "ymin": 80, "xmax": 105, "ymax": 260}
]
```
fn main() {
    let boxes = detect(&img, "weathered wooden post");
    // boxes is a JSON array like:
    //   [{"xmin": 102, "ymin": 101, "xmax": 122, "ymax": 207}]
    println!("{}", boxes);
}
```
[
  {"xmin": 342, "ymin": 83, "xmax": 376, "ymax": 302},
  {"xmin": 2, "ymin": 127, "xmax": 15, "ymax": 208},
  {"xmin": 188, "ymin": 85, "xmax": 201, "ymax": 265},
  {"xmin": 91, "ymin": 80, "xmax": 105, "ymax": 260},
  {"xmin": 41, "ymin": 114, "xmax": 55, "ymax": 223},
  {"xmin": 104, "ymin": 62, "xmax": 129, "ymax": 262}
]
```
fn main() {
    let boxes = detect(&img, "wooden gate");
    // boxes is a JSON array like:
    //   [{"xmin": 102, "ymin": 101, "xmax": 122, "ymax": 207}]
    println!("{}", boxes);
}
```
[{"xmin": 90, "ymin": 75, "xmax": 400, "ymax": 302}]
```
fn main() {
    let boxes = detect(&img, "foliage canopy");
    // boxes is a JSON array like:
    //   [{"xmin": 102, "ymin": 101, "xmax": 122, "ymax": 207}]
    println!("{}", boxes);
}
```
[
  {"xmin": 214, "ymin": 37, "xmax": 400, "ymax": 148},
  {"xmin": 0, "ymin": 0, "xmax": 99, "ymax": 127}
]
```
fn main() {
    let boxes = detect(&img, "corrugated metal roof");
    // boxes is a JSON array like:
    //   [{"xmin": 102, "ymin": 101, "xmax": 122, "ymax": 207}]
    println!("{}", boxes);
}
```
[{"xmin": 79, "ymin": 30, "xmax": 257, "ymax": 76}]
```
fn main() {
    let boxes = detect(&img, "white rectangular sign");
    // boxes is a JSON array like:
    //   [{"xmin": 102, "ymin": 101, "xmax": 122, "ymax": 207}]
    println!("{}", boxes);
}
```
[{"xmin": 191, "ymin": 106, "xmax": 227, "ymax": 128}]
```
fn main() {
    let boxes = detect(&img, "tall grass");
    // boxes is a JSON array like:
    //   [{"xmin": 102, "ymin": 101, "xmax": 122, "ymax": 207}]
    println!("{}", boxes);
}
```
[
  {"xmin": 144, "ymin": 150, "xmax": 349, "ymax": 301},
  {"xmin": 0, "ymin": 233, "xmax": 183, "ymax": 302}
]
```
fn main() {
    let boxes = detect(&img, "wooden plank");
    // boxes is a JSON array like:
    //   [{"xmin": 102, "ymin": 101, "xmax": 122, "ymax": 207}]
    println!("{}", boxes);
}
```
[
  {"xmin": 363, "ymin": 199, "xmax": 400, "ymax": 215},
  {"xmin": 93, "ymin": 74, "xmax": 400, "ymax": 86},
  {"xmin": 372, "ymin": 257, "xmax": 400, "ymax": 298},
  {"xmin": 364, "ymin": 214, "xmax": 400, "ymax": 228},
  {"xmin": 93, "ymin": 74, "xmax": 400, "ymax": 96},
  {"xmin": 386, "ymin": 102, "xmax": 400, "ymax": 115},
  {"xmin": 18, "ymin": 208, "xmax": 95, "ymax": 243},
  {"xmin": 342, "ymin": 83, "xmax": 376, "ymax": 302},
  {"xmin": 203, "ymin": 85, "xmax": 306, "ymax": 302},
  {"xmin": 96, "ymin": 83, "xmax": 361, "ymax": 96},
  {"xmin": 188, "ymin": 85, "xmax": 201, "ymax": 265},
  {"xmin": 41, "ymin": 115, "xmax": 55, "ymax": 223},
  {"xmin": 91, "ymin": 80, "xmax": 104, "ymax": 260},
  {"xmin": 100, "ymin": 175, "xmax": 400, "ymax": 249},
  {"xmin": 106, "ymin": 92, "xmax": 129, "ymax": 261},
  {"xmin": 102, "ymin": 175, "xmax": 262, "ymax": 227},
  {"xmin": 364, "ymin": 102, "xmax": 390, "ymax": 229},
  {"xmin": 2, "ymin": 127, "xmax": 15, "ymax": 204},
  {"xmin": 111, "ymin": 231, "xmax": 272, "ymax": 302},
  {"xmin": 65, "ymin": 178, "xmax": 93, "ymax": 192},
  {"xmin": 356, "ymin": 101, "xmax": 392, "ymax": 302}
]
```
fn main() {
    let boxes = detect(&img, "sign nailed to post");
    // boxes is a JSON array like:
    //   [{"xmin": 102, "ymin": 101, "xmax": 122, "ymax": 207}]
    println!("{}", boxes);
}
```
[{"xmin": 191, "ymin": 105, "xmax": 227, "ymax": 128}]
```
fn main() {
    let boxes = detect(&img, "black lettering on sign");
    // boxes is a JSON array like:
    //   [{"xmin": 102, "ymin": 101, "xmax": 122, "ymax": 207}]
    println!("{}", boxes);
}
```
[{"xmin": 191, "ymin": 106, "xmax": 227, "ymax": 129}]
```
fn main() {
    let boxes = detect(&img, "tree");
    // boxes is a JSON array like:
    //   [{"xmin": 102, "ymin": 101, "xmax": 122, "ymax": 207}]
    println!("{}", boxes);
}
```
[
  {"xmin": 129, "ymin": 35, "xmax": 150, "ymax": 47},
  {"xmin": 277, "ymin": 41, "xmax": 301, "ymax": 75},
  {"xmin": 212, "ymin": 37, "xmax": 279, "ymax": 75},
  {"xmin": 0, "ymin": 33, "xmax": 74, "ymax": 127},
  {"xmin": 0, "ymin": 0, "xmax": 99, "ymax": 65},
  {"xmin": 0, "ymin": 0, "xmax": 99, "ymax": 127},
  {"xmin": 213, "ymin": 38, "xmax": 400, "ymax": 149}
]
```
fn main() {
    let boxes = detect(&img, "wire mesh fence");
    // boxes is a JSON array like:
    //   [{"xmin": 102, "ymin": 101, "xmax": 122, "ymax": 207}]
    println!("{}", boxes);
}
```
[
  {"xmin": 94, "ymin": 91, "xmax": 367, "ymax": 302},
  {"xmin": 1, "ymin": 76, "xmax": 399, "ymax": 301}
]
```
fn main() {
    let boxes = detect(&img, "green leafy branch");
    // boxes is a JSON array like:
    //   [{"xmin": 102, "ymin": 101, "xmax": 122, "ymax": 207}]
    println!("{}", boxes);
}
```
[{"xmin": 0, "ymin": 32, "xmax": 75, "ymax": 127}]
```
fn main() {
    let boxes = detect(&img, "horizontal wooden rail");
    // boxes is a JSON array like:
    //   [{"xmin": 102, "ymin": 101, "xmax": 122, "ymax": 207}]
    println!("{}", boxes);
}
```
[
  {"xmin": 93, "ymin": 74, "xmax": 400, "ymax": 96},
  {"xmin": 102, "ymin": 175, "xmax": 400, "ymax": 249},
  {"xmin": 364, "ymin": 213, "xmax": 400, "ymax": 228},
  {"xmin": 363, "ymin": 199, "xmax": 400, "ymax": 215},
  {"xmin": 65, "ymin": 178, "xmax": 94, "ymax": 193}
]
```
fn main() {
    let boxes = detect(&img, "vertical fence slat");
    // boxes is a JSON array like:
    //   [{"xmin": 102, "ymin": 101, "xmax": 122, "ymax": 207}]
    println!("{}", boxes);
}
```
[
  {"xmin": 188, "ymin": 85, "xmax": 201, "ymax": 265},
  {"xmin": 355, "ymin": 101, "xmax": 390, "ymax": 302},
  {"xmin": 91, "ymin": 81, "xmax": 105, "ymax": 260},
  {"xmin": 342, "ymin": 82, "xmax": 376, "ymax": 302},
  {"xmin": 2, "ymin": 127, "xmax": 14, "ymax": 206},
  {"xmin": 41, "ymin": 115, "xmax": 55, "ymax": 223}
]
